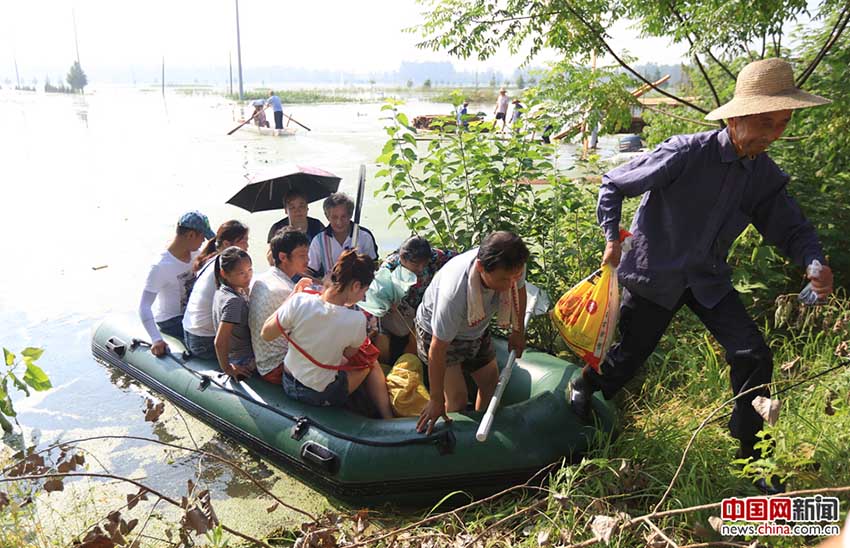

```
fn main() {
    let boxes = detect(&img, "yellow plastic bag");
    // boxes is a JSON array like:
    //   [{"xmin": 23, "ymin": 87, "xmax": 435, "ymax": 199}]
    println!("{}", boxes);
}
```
[
  {"xmin": 386, "ymin": 353, "xmax": 431, "ymax": 417},
  {"xmin": 551, "ymin": 264, "xmax": 620, "ymax": 372}
]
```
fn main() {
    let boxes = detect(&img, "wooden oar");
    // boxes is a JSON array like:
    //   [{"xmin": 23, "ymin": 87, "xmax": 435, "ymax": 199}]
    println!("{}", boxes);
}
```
[
  {"xmin": 226, "ymin": 105, "xmax": 267, "ymax": 135},
  {"xmin": 285, "ymin": 113, "xmax": 312, "ymax": 132}
]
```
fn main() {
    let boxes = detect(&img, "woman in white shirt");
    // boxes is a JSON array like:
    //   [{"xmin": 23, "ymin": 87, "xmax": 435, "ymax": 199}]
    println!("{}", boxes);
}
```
[
  {"xmin": 262, "ymin": 250, "xmax": 393, "ymax": 418},
  {"xmin": 182, "ymin": 220, "xmax": 250, "ymax": 359}
]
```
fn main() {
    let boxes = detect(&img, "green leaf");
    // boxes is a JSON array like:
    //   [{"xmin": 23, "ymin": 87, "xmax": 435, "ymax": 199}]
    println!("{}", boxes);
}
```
[
  {"xmin": 23, "ymin": 362, "xmax": 52, "ymax": 392},
  {"xmin": 3, "ymin": 348, "xmax": 13, "ymax": 367},
  {"xmin": 0, "ymin": 384, "xmax": 15, "ymax": 418},
  {"xmin": 0, "ymin": 413, "xmax": 12, "ymax": 434},
  {"xmin": 397, "ymin": 113, "xmax": 410, "ymax": 127},
  {"xmin": 8, "ymin": 372, "xmax": 29, "ymax": 397},
  {"xmin": 21, "ymin": 348, "xmax": 43, "ymax": 361},
  {"xmin": 402, "ymin": 147, "xmax": 417, "ymax": 161}
]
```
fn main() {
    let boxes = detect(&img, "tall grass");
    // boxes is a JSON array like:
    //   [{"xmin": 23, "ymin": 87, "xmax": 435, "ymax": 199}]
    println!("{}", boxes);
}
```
[
  {"xmin": 225, "ymin": 89, "xmax": 360, "ymax": 103},
  {"xmin": 411, "ymin": 295, "xmax": 850, "ymax": 547}
]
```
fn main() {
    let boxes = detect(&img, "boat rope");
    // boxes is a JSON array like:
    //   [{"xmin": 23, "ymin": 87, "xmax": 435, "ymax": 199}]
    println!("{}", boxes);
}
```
[{"xmin": 128, "ymin": 338, "xmax": 455, "ymax": 451}]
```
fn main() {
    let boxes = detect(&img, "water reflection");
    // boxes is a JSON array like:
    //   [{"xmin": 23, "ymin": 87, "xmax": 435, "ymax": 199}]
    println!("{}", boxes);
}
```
[{"xmin": 73, "ymin": 95, "xmax": 88, "ymax": 126}]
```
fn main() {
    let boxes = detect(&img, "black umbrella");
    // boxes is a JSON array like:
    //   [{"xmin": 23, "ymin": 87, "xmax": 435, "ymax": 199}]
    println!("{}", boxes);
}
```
[{"xmin": 226, "ymin": 164, "xmax": 341, "ymax": 212}]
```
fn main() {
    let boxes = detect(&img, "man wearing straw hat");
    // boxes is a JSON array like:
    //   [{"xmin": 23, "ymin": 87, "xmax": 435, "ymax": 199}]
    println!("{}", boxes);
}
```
[{"xmin": 570, "ymin": 58, "xmax": 835, "ymax": 492}]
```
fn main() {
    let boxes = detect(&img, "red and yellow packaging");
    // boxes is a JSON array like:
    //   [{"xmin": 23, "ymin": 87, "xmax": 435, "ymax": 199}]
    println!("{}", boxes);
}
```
[{"xmin": 551, "ymin": 230, "xmax": 630, "ymax": 372}]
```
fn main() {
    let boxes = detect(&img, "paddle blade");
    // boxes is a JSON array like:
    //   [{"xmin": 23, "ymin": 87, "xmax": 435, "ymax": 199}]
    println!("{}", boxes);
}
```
[{"xmin": 524, "ymin": 282, "xmax": 551, "ymax": 317}]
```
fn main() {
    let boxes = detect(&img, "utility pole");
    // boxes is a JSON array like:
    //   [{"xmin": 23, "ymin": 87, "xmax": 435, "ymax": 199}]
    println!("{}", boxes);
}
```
[
  {"xmin": 234, "ymin": 0, "xmax": 244, "ymax": 100},
  {"xmin": 72, "ymin": 7, "xmax": 81, "ymax": 65},
  {"xmin": 161, "ymin": 57, "xmax": 165, "ymax": 96},
  {"xmin": 13, "ymin": 53, "xmax": 21, "ymax": 89},
  {"xmin": 229, "ymin": 52, "xmax": 234, "ymax": 96}
]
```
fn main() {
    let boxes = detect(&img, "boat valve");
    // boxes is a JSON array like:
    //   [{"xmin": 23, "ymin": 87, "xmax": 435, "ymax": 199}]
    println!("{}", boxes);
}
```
[
  {"xmin": 198, "ymin": 375, "xmax": 212, "ymax": 392},
  {"xmin": 291, "ymin": 417, "xmax": 310, "ymax": 440}
]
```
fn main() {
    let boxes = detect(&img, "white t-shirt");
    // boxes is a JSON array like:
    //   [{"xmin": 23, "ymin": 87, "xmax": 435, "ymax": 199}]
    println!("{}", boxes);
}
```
[
  {"xmin": 182, "ymin": 258, "xmax": 218, "ymax": 337},
  {"xmin": 416, "ymin": 248, "xmax": 525, "ymax": 341},
  {"xmin": 276, "ymin": 292, "xmax": 366, "ymax": 392},
  {"xmin": 248, "ymin": 267, "xmax": 295, "ymax": 375},
  {"xmin": 307, "ymin": 226, "xmax": 378, "ymax": 277},
  {"xmin": 496, "ymin": 94, "xmax": 509, "ymax": 114},
  {"xmin": 143, "ymin": 250, "xmax": 196, "ymax": 323}
]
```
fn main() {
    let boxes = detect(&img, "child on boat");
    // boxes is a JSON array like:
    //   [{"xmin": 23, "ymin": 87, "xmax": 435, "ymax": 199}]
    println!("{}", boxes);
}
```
[
  {"xmin": 183, "ymin": 220, "xmax": 250, "ymax": 359},
  {"xmin": 212, "ymin": 246, "xmax": 256, "ymax": 380},
  {"xmin": 261, "ymin": 250, "xmax": 393, "ymax": 418}
]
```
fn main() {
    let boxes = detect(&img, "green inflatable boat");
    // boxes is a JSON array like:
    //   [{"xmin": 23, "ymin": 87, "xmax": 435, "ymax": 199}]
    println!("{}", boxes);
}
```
[{"xmin": 91, "ymin": 315, "xmax": 615, "ymax": 507}]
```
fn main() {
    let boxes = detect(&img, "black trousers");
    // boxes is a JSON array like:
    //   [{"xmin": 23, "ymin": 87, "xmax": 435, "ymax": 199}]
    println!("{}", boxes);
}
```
[
  {"xmin": 584, "ymin": 288, "xmax": 772, "ymax": 445},
  {"xmin": 274, "ymin": 110, "xmax": 284, "ymax": 129}
]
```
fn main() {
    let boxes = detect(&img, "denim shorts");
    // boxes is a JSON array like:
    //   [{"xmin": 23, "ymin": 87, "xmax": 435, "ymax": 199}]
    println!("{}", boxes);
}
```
[
  {"xmin": 156, "ymin": 316, "xmax": 184, "ymax": 340},
  {"xmin": 282, "ymin": 371, "xmax": 349, "ymax": 407},
  {"xmin": 183, "ymin": 331, "xmax": 215, "ymax": 360}
]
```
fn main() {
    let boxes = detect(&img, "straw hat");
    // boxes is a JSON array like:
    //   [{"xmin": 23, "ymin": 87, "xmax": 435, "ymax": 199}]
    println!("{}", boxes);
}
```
[{"xmin": 705, "ymin": 58, "xmax": 830, "ymax": 120}]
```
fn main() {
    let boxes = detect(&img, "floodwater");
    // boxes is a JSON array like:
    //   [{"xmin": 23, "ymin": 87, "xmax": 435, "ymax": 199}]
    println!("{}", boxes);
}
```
[{"xmin": 0, "ymin": 86, "xmax": 616, "ymax": 542}]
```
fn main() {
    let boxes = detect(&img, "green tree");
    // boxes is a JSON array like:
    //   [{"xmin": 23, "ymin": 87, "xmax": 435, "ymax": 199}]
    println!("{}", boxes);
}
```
[
  {"xmin": 413, "ymin": 0, "xmax": 846, "ymax": 116},
  {"xmin": 423, "ymin": 78, "xmax": 432, "ymax": 89},
  {"xmin": 516, "ymin": 73, "xmax": 525, "ymax": 89},
  {"xmin": 413, "ymin": 0, "xmax": 850, "ymax": 297},
  {"xmin": 406, "ymin": 79, "xmax": 414, "ymax": 88},
  {"xmin": 66, "ymin": 60, "xmax": 87, "ymax": 93},
  {"xmin": 488, "ymin": 74, "xmax": 496, "ymax": 87}
]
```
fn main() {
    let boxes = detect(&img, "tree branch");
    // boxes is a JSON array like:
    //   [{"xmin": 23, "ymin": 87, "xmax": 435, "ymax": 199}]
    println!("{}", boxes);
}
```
[
  {"xmin": 456, "ymin": 0, "xmax": 709, "ymax": 114},
  {"xmin": 2, "ymin": 434, "xmax": 316, "ymax": 521},
  {"xmin": 641, "ymin": 103, "xmax": 720, "ymax": 128},
  {"xmin": 797, "ymin": 4, "xmax": 850, "ymax": 87},
  {"xmin": 2, "ymin": 472, "xmax": 274, "ymax": 548},
  {"xmin": 666, "ymin": 2, "xmax": 736, "ymax": 82},
  {"xmin": 705, "ymin": 50, "xmax": 736, "ymax": 81},
  {"xmin": 560, "ymin": 486, "xmax": 850, "ymax": 548},
  {"xmin": 691, "ymin": 53, "xmax": 722, "ymax": 108},
  {"xmin": 340, "ymin": 464, "xmax": 557, "ymax": 548}
]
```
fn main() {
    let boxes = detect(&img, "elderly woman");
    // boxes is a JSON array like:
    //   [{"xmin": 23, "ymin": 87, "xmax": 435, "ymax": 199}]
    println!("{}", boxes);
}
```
[{"xmin": 367, "ymin": 236, "xmax": 456, "ymax": 364}]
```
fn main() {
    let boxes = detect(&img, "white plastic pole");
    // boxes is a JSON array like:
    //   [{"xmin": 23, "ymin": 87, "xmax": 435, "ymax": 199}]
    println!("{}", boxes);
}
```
[{"xmin": 476, "ymin": 289, "xmax": 540, "ymax": 442}]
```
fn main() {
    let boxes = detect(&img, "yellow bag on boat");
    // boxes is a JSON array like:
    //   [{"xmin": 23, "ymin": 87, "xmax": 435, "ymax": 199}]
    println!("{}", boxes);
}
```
[
  {"xmin": 386, "ymin": 353, "xmax": 430, "ymax": 417},
  {"xmin": 550, "ymin": 264, "xmax": 620, "ymax": 372}
]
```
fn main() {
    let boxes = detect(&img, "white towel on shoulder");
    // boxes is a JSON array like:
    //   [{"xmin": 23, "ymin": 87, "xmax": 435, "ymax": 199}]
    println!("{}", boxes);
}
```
[{"xmin": 467, "ymin": 261, "xmax": 520, "ymax": 331}]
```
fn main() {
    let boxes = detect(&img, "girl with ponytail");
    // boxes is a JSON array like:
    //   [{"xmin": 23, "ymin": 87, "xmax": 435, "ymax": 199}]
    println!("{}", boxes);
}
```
[
  {"xmin": 212, "ymin": 247, "xmax": 255, "ymax": 380},
  {"xmin": 261, "ymin": 250, "xmax": 393, "ymax": 417},
  {"xmin": 182, "ymin": 220, "xmax": 250, "ymax": 359}
]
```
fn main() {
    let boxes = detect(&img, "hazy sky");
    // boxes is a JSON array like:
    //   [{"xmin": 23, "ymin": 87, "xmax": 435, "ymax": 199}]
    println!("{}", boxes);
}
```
[{"xmin": 2, "ymin": 0, "xmax": 690, "ymax": 79}]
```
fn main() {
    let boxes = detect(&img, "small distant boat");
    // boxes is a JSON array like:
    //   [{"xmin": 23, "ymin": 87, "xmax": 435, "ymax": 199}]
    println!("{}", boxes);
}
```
[{"xmin": 244, "ymin": 124, "xmax": 297, "ymax": 137}]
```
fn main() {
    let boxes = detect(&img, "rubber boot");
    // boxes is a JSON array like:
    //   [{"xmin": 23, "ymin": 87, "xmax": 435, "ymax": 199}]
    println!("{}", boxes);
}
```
[{"xmin": 569, "ymin": 371, "xmax": 597, "ymax": 421}]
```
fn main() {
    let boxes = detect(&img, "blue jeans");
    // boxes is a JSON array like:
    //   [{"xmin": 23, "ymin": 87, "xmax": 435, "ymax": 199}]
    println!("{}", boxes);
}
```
[
  {"xmin": 282, "ymin": 371, "xmax": 349, "ymax": 407},
  {"xmin": 156, "ymin": 316, "xmax": 184, "ymax": 339},
  {"xmin": 184, "ymin": 331, "xmax": 215, "ymax": 360}
]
